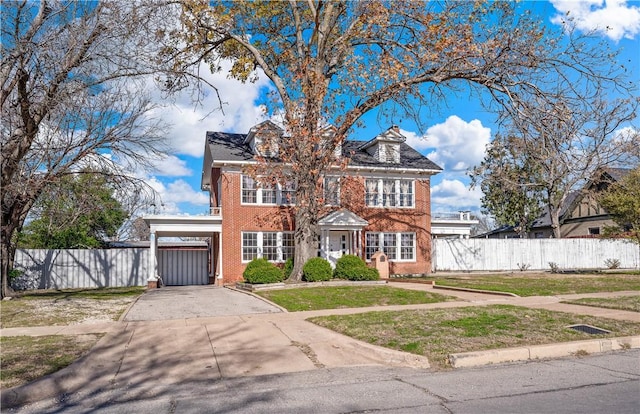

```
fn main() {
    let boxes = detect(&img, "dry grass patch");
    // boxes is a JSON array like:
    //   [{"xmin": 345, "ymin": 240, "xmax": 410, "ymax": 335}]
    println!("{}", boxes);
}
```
[
  {"xmin": 0, "ymin": 287, "xmax": 144, "ymax": 328},
  {"xmin": 0, "ymin": 334, "xmax": 102, "ymax": 389},
  {"xmin": 309, "ymin": 305, "xmax": 640, "ymax": 370},
  {"xmin": 561, "ymin": 296, "xmax": 640, "ymax": 312},
  {"xmin": 423, "ymin": 273, "xmax": 640, "ymax": 296}
]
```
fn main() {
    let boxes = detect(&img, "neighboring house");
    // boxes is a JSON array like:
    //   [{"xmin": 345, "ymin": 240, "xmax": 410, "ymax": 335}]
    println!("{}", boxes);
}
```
[
  {"xmin": 195, "ymin": 121, "xmax": 442, "ymax": 284},
  {"xmin": 476, "ymin": 167, "xmax": 632, "ymax": 239}
]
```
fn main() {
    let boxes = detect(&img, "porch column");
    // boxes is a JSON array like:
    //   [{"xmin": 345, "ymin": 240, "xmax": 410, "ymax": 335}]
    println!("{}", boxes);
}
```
[
  {"xmin": 323, "ymin": 229, "xmax": 330, "ymax": 259},
  {"xmin": 217, "ymin": 231, "xmax": 223, "ymax": 284},
  {"xmin": 148, "ymin": 231, "xmax": 159, "ymax": 288}
]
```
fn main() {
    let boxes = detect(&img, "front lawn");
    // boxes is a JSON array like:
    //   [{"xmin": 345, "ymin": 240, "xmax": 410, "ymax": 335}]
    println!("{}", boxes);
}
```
[
  {"xmin": 419, "ymin": 273, "xmax": 640, "ymax": 296},
  {"xmin": 0, "ymin": 334, "xmax": 102, "ymax": 389},
  {"xmin": 561, "ymin": 296, "xmax": 640, "ymax": 312},
  {"xmin": 309, "ymin": 305, "xmax": 640, "ymax": 370},
  {"xmin": 256, "ymin": 285, "xmax": 455, "ymax": 311},
  {"xmin": 0, "ymin": 287, "xmax": 144, "ymax": 328}
]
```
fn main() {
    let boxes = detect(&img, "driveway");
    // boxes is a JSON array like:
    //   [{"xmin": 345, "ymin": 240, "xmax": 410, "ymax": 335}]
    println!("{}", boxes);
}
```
[{"xmin": 122, "ymin": 285, "xmax": 282, "ymax": 321}]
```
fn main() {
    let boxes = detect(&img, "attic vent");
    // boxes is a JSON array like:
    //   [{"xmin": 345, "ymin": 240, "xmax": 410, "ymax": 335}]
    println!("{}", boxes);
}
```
[
  {"xmin": 381, "ymin": 143, "xmax": 400, "ymax": 163},
  {"xmin": 567, "ymin": 324, "xmax": 611, "ymax": 335}
]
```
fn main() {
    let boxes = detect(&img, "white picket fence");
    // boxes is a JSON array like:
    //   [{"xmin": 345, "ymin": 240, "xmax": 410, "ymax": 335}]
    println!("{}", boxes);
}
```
[{"xmin": 432, "ymin": 238, "xmax": 640, "ymax": 272}]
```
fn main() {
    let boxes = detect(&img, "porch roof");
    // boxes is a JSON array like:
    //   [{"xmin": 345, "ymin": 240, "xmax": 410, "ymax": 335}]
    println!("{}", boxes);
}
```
[
  {"xmin": 143, "ymin": 215, "xmax": 222, "ymax": 237},
  {"xmin": 318, "ymin": 209, "xmax": 368, "ymax": 230}
]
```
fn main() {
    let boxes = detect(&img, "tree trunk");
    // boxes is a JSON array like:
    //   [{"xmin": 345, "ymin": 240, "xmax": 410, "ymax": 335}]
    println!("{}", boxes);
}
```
[
  {"xmin": 549, "ymin": 205, "xmax": 562, "ymax": 238},
  {"xmin": 287, "ymin": 165, "xmax": 322, "ymax": 281},
  {"xmin": 289, "ymin": 202, "xmax": 320, "ymax": 281},
  {"xmin": 1, "ymin": 222, "xmax": 18, "ymax": 299}
]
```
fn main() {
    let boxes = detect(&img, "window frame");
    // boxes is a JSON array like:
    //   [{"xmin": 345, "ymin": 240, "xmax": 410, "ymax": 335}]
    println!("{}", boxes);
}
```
[
  {"xmin": 365, "ymin": 178, "xmax": 415, "ymax": 208},
  {"xmin": 365, "ymin": 232, "xmax": 416, "ymax": 262},
  {"xmin": 323, "ymin": 176, "xmax": 340, "ymax": 206},
  {"xmin": 240, "ymin": 174, "xmax": 297, "ymax": 206},
  {"xmin": 241, "ymin": 231, "xmax": 295, "ymax": 263}
]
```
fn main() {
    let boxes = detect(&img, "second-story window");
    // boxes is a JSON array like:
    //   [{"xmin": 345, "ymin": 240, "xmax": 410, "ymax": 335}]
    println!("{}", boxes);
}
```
[
  {"xmin": 324, "ymin": 177, "xmax": 340, "ymax": 206},
  {"xmin": 242, "ymin": 176, "xmax": 257, "ymax": 203},
  {"xmin": 241, "ymin": 174, "xmax": 296, "ymax": 206},
  {"xmin": 261, "ymin": 182, "xmax": 277, "ymax": 204},
  {"xmin": 365, "ymin": 178, "xmax": 415, "ymax": 208}
]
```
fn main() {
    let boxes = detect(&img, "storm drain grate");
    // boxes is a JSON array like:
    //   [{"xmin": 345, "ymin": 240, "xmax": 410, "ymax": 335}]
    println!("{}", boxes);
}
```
[{"xmin": 567, "ymin": 324, "xmax": 611, "ymax": 335}]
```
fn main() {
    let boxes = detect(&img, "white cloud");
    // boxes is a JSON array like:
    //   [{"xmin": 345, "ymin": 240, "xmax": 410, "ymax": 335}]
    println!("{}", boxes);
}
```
[
  {"xmin": 146, "ymin": 154, "xmax": 193, "ymax": 177},
  {"xmin": 144, "ymin": 177, "xmax": 209, "ymax": 214},
  {"xmin": 150, "ymin": 60, "xmax": 272, "ymax": 157},
  {"xmin": 404, "ymin": 115, "xmax": 490, "ymax": 172},
  {"xmin": 550, "ymin": 0, "xmax": 640, "ymax": 41},
  {"xmin": 431, "ymin": 179, "xmax": 482, "ymax": 212}
]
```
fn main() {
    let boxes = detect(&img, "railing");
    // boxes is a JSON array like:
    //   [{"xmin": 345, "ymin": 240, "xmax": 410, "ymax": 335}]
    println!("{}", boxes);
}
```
[
  {"xmin": 210, "ymin": 207, "xmax": 222, "ymax": 216},
  {"xmin": 432, "ymin": 211, "xmax": 473, "ymax": 221}
]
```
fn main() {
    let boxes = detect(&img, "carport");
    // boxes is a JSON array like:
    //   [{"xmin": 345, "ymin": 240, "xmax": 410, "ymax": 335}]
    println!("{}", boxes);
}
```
[{"xmin": 144, "ymin": 215, "xmax": 223, "ymax": 288}]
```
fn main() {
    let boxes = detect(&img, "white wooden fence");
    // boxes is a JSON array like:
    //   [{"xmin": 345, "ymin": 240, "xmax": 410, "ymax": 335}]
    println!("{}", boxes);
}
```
[
  {"xmin": 432, "ymin": 239, "xmax": 640, "ymax": 272},
  {"xmin": 12, "ymin": 248, "xmax": 209, "ymax": 290}
]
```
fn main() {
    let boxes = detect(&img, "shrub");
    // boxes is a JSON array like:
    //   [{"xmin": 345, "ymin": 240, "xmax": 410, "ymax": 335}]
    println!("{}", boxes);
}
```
[
  {"xmin": 548, "ymin": 262, "xmax": 560, "ymax": 273},
  {"xmin": 283, "ymin": 257, "xmax": 294, "ymax": 279},
  {"xmin": 334, "ymin": 255, "xmax": 379, "ymax": 281},
  {"xmin": 302, "ymin": 257, "xmax": 332, "ymax": 282},
  {"xmin": 516, "ymin": 263, "xmax": 531, "ymax": 272},
  {"xmin": 243, "ymin": 258, "xmax": 284, "ymax": 284},
  {"xmin": 604, "ymin": 258, "xmax": 621, "ymax": 269}
]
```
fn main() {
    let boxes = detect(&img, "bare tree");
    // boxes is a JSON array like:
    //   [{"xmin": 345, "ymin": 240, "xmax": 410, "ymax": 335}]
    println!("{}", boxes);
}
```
[
  {"xmin": 175, "ymin": 0, "xmax": 635, "ymax": 279},
  {"xmin": 0, "ymin": 1, "xmax": 207, "ymax": 297}
]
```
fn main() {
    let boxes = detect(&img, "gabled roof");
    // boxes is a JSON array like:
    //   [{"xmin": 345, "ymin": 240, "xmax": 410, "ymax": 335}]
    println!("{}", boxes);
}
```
[
  {"xmin": 358, "ymin": 126, "xmax": 406, "ymax": 151},
  {"xmin": 319, "ymin": 209, "xmax": 368, "ymax": 229}
]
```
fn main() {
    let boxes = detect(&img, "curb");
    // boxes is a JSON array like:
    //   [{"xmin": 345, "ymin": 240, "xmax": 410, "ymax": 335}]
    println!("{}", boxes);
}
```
[
  {"xmin": 225, "ymin": 285, "xmax": 289, "ymax": 313},
  {"xmin": 448, "ymin": 335, "xmax": 640, "ymax": 368},
  {"xmin": 432, "ymin": 284, "xmax": 519, "ymax": 297}
]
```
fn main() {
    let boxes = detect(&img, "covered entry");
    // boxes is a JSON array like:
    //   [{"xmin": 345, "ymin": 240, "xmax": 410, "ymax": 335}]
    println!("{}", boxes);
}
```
[
  {"xmin": 318, "ymin": 209, "xmax": 368, "ymax": 267},
  {"xmin": 144, "ymin": 215, "xmax": 223, "ymax": 287}
]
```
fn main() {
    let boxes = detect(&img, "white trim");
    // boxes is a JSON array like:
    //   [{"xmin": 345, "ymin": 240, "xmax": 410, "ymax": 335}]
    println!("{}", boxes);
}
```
[
  {"xmin": 364, "ymin": 231, "xmax": 416, "ymax": 262},
  {"xmin": 241, "ymin": 231, "xmax": 295, "ymax": 263},
  {"xmin": 365, "ymin": 178, "xmax": 415, "ymax": 209},
  {"xmin": 212, "ymin": 160, "xmax": 440, "ymax": 176}
]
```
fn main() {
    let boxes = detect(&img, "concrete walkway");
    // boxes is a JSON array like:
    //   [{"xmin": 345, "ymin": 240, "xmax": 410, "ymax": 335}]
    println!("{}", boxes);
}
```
[{"xmin": 2, "ymin": 283, "xmax": 639, "ymax": 408}]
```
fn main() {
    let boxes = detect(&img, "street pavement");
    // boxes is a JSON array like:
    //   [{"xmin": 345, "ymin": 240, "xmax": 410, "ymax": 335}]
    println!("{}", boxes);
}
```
[{"xmin": 1, "ymin": 283, "xmax": 639, "ymax": 412}]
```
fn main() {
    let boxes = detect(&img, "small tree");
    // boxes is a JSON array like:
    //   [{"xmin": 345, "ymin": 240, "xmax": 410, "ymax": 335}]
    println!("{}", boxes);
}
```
[
  {"xmin": 599, "ymin": 167, "xmax": 640, "ymax": 260},
  {"xmin": 18, "ymin": 172, "xmax": 127, "ymax": 249}
]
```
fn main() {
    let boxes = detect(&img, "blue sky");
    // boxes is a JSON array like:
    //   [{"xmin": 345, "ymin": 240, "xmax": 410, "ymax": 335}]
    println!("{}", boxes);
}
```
[{"xmin": 139, "ymin": 0, "xmax": 640, "ymax": 217}]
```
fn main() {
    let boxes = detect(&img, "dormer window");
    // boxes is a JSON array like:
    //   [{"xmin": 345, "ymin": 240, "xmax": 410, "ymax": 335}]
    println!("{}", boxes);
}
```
[
  {"xmin": 359, "ymin": 125, "xmax": 405, "ymax": 164},
  {"xmin": 244, "ymin": 120, "xmax": 283, "ymax": 158}
]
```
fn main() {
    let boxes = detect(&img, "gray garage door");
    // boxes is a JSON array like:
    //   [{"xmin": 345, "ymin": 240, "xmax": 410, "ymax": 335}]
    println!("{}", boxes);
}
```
[{"xmin": 158, "ymin": 249, "xmax": 209, "ymax": 285}]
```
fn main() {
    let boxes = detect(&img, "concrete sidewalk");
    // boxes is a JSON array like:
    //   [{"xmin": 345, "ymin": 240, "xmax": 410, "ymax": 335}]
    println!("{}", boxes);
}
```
[{"xmin": 2, "ymin": 284, "xmax": 639, "ymax": 408}]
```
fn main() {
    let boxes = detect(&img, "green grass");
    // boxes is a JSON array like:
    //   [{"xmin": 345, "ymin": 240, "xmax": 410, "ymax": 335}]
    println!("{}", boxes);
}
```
[
  {"xmin": 256, "ymin": 286, "xmax": 455, "ymax": 311},
  {"xmin": 309, "ymin": 305, "xmax": 640, "ymax": 370},
  {"xmin": 561, "ymin": 296, "xmax": 640, "ymax": 312},
  {"xmin": 0, "ymin": 334, "xmax": 102, "ymax": 389},
  {"xmin": 418, "ymin": 273, "xmax": 640, "ymax": 296},
  {"xmin": 0, "ymin": 287, "xmax": 144, "ymax": 328}
]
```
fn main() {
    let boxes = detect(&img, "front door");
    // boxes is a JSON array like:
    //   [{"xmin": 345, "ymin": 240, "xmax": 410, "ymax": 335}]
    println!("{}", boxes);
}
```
[{"xmin": 328, "ymin": 231, "xmax": 349, "ymax": 267}]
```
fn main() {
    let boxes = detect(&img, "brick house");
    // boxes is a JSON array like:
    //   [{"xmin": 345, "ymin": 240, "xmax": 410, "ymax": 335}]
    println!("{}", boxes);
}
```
[{"xmin": 199, "ymin": 121, "xmax": 442, "ymax": 284}]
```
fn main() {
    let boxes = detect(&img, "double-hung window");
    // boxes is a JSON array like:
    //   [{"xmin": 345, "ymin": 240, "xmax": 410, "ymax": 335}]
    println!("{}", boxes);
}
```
[
  {"xmin": 242, "ymin": 176, "xmax": 258, "ymax": 204},
  {"xmin": 365, "ymin": 179, "xmax": 379, "ymax": 206},
  {"xmin": 261, "ymin": 182, "xmax": 277, "ymax": 204},
  {"xmin": 242, "ymin": 232, "xmax": 259, "ymax": 261},
  {"xmin": 241, "ymin": 231, "xmax": 295, "ymax": 262},
  {"xmin": 281, "ymin": 181, "xmax": 296, "ymax": 205},
  {"xmin": 324, "ymin": 176, "xmax": 340, "ymax": 206},
  {"xmin": 365, "ymin": 232, "xmax": 415, "ymax": 261},
  {"xmin": 365, "ymin": 179, "xmax": 414, "ymax": 208},
  {"xmin": 241, "ymin": 174, "xmax": 296, "ymax": 205}
]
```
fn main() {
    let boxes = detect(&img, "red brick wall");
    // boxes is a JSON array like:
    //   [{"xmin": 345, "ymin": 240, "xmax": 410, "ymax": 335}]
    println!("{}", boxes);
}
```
[{"xmin": 216, "ymin": 170, "xmax": 433, "ymax": 283}]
